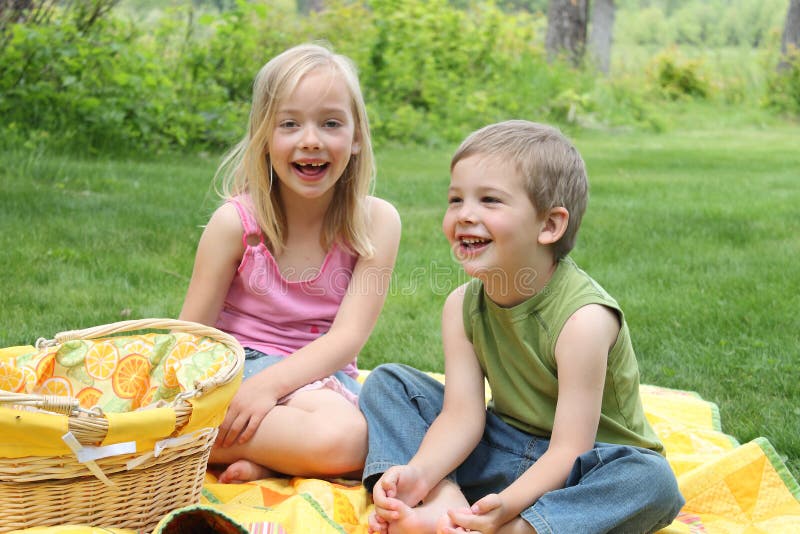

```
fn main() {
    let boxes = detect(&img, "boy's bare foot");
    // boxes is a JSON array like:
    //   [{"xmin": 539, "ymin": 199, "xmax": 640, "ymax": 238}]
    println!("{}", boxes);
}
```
[
  {"xmin": 217, "ymin": 459, "xmax": 279, "ymax": 484},
  {"xmin": 373, "ymin": 498, "xmax": 445, "ymax": 534}
]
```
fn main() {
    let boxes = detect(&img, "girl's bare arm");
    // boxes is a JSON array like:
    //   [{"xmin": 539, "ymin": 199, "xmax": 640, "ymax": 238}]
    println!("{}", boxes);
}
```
[{"xmin": 179, "ymin": 202, "xmax": 244, "ymax": 326}]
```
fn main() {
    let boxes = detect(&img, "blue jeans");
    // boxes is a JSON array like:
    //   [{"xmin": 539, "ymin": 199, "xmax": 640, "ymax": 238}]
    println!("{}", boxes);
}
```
[
  {"xmin": 243, "ymin": 348, "xmax": 362, "ymax": 395},
  {"xmin": 360, "ymin": 364, "xmax": 684, "ymax": 534}
]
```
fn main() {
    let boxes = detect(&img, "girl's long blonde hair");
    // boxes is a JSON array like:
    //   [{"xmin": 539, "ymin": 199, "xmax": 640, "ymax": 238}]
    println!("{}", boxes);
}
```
[{"xmin": 216, "ymin": 42, "xmax": 375, "ymax": 258}]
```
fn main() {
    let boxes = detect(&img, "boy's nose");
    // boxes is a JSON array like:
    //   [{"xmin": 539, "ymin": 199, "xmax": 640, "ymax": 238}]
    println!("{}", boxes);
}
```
[{"xmin": 457, "ymin": 202, "xmax": 477, "ymax": 223}]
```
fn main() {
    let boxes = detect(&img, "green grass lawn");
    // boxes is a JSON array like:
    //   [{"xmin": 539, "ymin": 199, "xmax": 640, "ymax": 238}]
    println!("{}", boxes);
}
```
[{"xmin": 1, "ymin": 107, "xmax": 798, "ymax": 481}]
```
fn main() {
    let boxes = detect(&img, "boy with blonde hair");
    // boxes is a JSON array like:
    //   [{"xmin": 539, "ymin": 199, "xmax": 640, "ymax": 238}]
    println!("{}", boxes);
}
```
[{"xmin": 360, "ymin": 120, "xmax": 684, "ymax": 533}]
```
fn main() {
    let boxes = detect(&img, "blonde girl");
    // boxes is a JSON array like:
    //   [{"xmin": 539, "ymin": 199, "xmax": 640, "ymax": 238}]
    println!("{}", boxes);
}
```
[{"xmin": 180, "ymin": 43, "xmax": 401, "ymax": 483}]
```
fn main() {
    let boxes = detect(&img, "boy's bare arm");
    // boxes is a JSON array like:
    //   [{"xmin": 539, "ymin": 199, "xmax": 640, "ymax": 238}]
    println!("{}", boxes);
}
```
[
  {"xmin": 378, "ymin": 286, "xmax": 487, "ymax": 508},
  {"xmin": 451, "ymin": 303, "xmax": 618, "ymax": 531}
]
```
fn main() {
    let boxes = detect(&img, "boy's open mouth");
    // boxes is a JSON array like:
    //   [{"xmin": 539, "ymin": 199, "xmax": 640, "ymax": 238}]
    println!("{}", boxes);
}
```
[{"xmin": 460, "ymin": 237, "xmax": 491, "ymax": 250}]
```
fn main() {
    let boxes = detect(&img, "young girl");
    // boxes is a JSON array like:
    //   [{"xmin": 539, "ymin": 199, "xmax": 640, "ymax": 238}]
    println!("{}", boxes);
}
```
[{"xmin": 179, "ymin": 43, "xmax": 401, "ymax": 484}]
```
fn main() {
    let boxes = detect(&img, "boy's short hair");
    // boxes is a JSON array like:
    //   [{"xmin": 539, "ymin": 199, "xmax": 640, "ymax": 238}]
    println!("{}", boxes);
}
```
[{"xmin": 451, "ymin": 120, "xmax": 588, "ymax": 260}]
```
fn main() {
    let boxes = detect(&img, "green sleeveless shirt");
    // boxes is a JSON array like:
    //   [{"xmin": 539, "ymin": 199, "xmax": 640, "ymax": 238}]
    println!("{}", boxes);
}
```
[{"xmin": 463, "ymin": 257, "xmax": 663, "ymax": 453}]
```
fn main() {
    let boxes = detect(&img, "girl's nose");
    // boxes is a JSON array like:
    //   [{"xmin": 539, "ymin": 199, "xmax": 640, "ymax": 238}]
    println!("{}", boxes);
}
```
[{"xmin": 299, "ymin": 125, "xmax": 321, "ymax": 150}]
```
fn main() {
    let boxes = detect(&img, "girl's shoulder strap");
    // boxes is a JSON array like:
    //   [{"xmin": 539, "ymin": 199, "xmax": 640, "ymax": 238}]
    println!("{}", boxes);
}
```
[{"xmin": 227, "ymin": 195, "xmax": 264, "ymax": 243}]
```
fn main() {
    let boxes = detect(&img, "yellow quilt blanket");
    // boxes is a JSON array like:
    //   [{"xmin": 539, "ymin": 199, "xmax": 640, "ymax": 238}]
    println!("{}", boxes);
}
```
[{"xmin": 9, "ymin": 383, "xmax": 800, "ymax": 533}]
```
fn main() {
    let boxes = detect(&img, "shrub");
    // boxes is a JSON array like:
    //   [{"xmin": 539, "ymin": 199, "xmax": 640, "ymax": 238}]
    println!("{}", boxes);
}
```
[
  {"xmin": 765, "ymin": 47, "xmax": 800, "ymax": 115},
  {"xmin": 648, "ymin": 47, "xmax": 710, "ymax": 100}
]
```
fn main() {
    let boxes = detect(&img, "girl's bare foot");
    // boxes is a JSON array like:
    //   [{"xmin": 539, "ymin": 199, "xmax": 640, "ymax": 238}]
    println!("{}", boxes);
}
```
[{"xmin": 217, "ymin": 459, "xmax": 279, "ymax": 484}]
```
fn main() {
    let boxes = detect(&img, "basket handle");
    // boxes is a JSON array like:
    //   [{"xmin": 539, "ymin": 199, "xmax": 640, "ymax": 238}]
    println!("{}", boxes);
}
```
[
  {"xmin": 39, "ymin": 318, "xmax": 245, "ymax": 393},
  {"xmin": 40, "ymin": 318, "xmax": 242, "ymax": 357},
  {"xmin": 0, "ymin": 392, "xmax": 79, "ymax": 415}
]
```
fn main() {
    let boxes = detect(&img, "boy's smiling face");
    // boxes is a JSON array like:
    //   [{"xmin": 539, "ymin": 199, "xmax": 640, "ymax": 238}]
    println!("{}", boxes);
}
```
[{"xmin": 443, "ymin": 154, "xmax": 551, "ymax": 291}]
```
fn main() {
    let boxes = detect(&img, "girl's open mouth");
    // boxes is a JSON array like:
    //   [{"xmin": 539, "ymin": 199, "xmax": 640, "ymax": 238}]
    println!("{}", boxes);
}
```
[{"xmin": 294, "ymin": 161, "xmax": 329, "ymax": 178}]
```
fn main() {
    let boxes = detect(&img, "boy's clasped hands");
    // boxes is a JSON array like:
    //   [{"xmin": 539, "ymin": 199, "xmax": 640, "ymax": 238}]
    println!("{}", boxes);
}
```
[{"xmin": 372, "ymin": 465, "xmax": 514, "ymax": 533}]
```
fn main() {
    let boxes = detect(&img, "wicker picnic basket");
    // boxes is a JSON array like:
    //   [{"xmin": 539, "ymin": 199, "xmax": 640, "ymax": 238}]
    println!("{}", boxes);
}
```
[{"xmin": 0, "ymin": 318, "xmax": 244, "ymax": 533}]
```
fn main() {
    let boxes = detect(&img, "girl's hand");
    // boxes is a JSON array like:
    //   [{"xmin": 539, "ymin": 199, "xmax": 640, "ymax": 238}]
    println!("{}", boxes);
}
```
[{"xmin": 216, "ymin": 373, "xmax": 278, "ymax": 447}]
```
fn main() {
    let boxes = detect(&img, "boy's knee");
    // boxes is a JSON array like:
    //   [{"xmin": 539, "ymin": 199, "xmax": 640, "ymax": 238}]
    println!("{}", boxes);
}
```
[
  {"xmin": 634, "ymin": 452, "xmax": 684, "ymax": 516},
  {"xmin": 360, "ymin": 363, "xmax": 408, "ymax": 402}
]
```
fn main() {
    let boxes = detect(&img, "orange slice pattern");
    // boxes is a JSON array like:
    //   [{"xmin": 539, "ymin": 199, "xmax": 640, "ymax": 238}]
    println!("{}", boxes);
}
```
[
  {"xmin": 139, "ymin": 386, "xmax": 159, "ymax": 407},
  {"xmin": 112, "ymin": 354, "xmax": 151, "ymax": 400},
  {"xmin": 76, "ymin": 386, "xmax": 103, "ymax": 408},
  {"xmin": 164, "ymin": 341, "xmax": 198, "ymax": 389},
  {"xmin": 84, "ymin": 342, "xmax": 119, "ymax": 381},
  {"xmin": 0, "ymin": 362, "xmax": 24, "ymax": 392},
  {"xmin": 123, "ymin": 338, "xmax": 154, "ymax": 355},
  {"xmin": 36, "ymin": 352, "xmax": 56, "ymax": 386},
  {"xmin": 37, "ymin": 377, "xmax": 73, "ymax": 398},
  {"xmin": 20, "ymin": 366, "xmax": 37, "ymax": 392}
]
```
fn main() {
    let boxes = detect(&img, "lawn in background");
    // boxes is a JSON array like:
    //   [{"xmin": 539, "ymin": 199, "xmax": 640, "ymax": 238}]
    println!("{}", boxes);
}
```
[{"xmin": 1, "ymin": 106, "xmax": 798, "ymax": 480}]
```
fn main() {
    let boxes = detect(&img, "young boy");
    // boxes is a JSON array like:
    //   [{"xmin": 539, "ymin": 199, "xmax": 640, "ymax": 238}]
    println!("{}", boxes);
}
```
[{"xmin": 360, "ymin": 120, "xmax": 684, "ymax": 534}]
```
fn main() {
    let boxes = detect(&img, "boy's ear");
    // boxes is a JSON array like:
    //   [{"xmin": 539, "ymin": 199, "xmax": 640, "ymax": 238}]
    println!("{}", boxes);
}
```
[{"xmin": 538, "ymin": 207, "xmax": 569, "ymax": 246}]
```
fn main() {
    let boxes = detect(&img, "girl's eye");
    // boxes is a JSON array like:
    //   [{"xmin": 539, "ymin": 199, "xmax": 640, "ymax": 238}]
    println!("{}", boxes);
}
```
[
  {"xmin": 279, "ymin": 120, "xmax": 299, "ymax": 128},
  {"xmin": 482, "ymin": 196, "xmax": 501, "ymax": 204},
  {"xmin": 448, "ymin": 196, "xmax": 462, "ymax": 204},
  {"xmin": 323, "ymin": 120, "xmax": 342, "ymax": 128}
]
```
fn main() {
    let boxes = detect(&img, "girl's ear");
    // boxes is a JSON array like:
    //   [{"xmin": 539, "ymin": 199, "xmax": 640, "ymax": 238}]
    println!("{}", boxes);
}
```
[
  {"xmin": 351, "ymin": 137, "xmax": 361, "ymax": 155},
  {"xmin": 538, "ymin": 207, "xmax": 569, "ymax": 246}
]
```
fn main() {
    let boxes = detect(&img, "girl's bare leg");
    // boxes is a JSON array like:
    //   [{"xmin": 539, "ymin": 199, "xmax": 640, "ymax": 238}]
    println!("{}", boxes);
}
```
[{"xmin": 209, "ymin": 388, "xmax": 367, "ymax": 479}]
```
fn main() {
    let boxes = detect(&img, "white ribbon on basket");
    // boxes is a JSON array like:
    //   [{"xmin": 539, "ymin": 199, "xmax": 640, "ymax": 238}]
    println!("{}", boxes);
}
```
[
  {"xmin": 125, "ymin": 427, "xmax": 216, "ymax": 471},
  {"xmin": 61, "ymin": 427, "xmax": 215, "ymax": 487},
  {"xmin": 61, "ymin": 432, "xmax": 135, "ymax": 489}
]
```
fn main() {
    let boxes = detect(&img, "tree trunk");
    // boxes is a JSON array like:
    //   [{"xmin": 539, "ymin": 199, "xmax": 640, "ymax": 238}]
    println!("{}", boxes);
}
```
[
  {"xmin": 545, "ymin": 0, "xmax": 589, "ymax": 67},
  {"xmin": 589, "ymin": 0, "xmax": 615, "ymax": 74},
  {"xmin": 297, "ymin": 0, "xmax": 325, "ymax": 15},
  {"xmin": 780, "ymin": 0, "xmax": 800, "ymax": 70}
]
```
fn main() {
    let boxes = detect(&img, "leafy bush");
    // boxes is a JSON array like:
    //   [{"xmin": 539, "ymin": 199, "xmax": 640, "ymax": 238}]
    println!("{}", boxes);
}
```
[
  {"xmin": 648, "ymin": 48, "xmax": 710, "ymax": 100},
  {"xmin": 0, "ymin": 0, "xmax": 790, "ymax": 153},
  {"xmin": 765, "ymin": 47, "xmax": 800, "ymax": 114}
]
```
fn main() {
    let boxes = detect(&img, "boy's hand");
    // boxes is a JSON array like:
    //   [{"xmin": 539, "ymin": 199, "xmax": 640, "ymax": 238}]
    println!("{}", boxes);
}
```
[
  {"xmin": 373, "ymin": 464, "xmax": 430, "ymax": 510},
  {"xmin": 367, "ymin": 510, "xmax": 389, "ymax": 534},
  {"xmin": 444, "ymin": 493, "xmax": 509, "ymax": 534}
]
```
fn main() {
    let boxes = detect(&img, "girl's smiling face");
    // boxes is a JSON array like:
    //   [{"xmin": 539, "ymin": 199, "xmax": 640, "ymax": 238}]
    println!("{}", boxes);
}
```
[{"xmin": 269, "ymin": 67, "xmax": 360, "ymax": 203}]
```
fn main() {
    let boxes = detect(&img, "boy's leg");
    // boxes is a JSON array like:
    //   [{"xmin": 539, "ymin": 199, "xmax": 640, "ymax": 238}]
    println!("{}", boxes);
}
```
[
  {"xmin": 359, "ymin": 363, "xmax": 448, "ymax": 490},
  {"xmin": 521, "ymin": 444, "xmax": 684, "ymax": 534}
]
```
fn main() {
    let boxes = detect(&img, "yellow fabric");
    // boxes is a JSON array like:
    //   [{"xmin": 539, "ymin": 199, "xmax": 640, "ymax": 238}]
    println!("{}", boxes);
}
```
[
  {"xmin": 8, "ymin": 528, "xmax": 131, "ymax": 534},
  {"xmin": 183, "ymin": 373, "xmax": 242, "ymax": 435},
  {"xmin": 7, "ymin": 378, "xmax": 800, "ymax": 533},
  {"xmin": 102, "ymin": 407, "xmax": 176, "ymax": 450},
  {"xmin": 0, "ymin": 406, "xmax": 69, "ymax": 457},
  {"xmin": 0, "ymin": 346, "xmax": 36, "ymax": 361}
]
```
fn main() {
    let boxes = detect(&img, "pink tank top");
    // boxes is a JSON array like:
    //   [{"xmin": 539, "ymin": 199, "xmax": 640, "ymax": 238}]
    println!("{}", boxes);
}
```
[{"xmin": 214, "ymin": 197, "xmax": 360, "ymax": 377}]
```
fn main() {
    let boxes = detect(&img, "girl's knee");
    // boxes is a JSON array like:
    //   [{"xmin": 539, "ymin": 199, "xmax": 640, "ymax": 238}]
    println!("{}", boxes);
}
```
[{"xmin": 313, "ymin": 417, "xmax": 367, "ymax": 473}]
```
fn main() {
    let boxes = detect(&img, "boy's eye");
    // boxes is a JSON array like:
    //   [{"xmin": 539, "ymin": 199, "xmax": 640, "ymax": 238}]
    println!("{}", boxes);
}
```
[
  {"xmin": 448, "ymin": 196, "xmax": 462, "ymax": 204},
  {"xmin": 482, "ymin": 196, "xmax": 501, "ymax": 204}
]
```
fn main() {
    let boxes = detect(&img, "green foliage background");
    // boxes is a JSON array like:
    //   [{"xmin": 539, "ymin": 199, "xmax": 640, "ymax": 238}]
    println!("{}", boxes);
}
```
[{"xmin": 1, "ymin": 0, "xmax": 798, "ymax": 154}]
